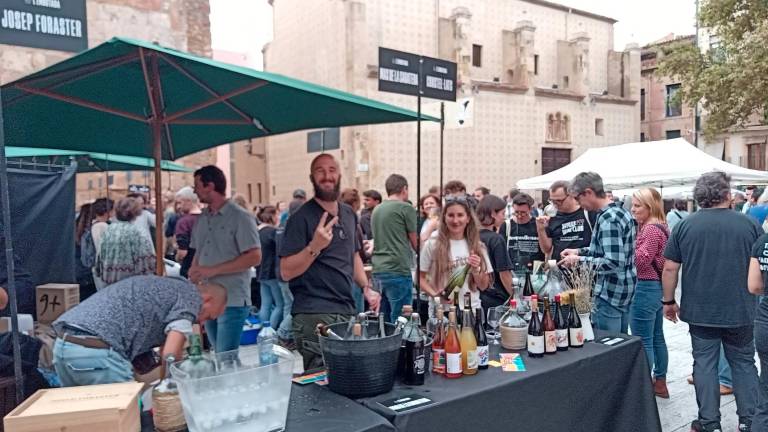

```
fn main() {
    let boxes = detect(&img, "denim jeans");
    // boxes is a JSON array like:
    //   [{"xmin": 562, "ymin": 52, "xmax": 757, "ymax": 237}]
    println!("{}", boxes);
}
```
[
  {"xmin": 277, "ymin": 281, "xmax": 293, "ymax": 341},
  {"xmin": 205, "ymin": 306, "xmax": 250, "ymax": 353},
  {"xmin": 53, "ymin": 338, "xmax": 133, "ymax": 387},
  {"xmin": 629, "ymin": 280, "xmax": 668, "ymax": 378},
  {"xmin": 374, "ymin": 272, "xmax": 413, "ymax": 323},
  {"xmin": 689, "ymin": 324, "xmax": 759, "ymax": 428},
  {"xmin": 259, "ymin": 279, "xmax": 284, "ymax": 329},
  {"xmin": 593, "ymin": 296, "xmax": 630, "ymax": 335}
]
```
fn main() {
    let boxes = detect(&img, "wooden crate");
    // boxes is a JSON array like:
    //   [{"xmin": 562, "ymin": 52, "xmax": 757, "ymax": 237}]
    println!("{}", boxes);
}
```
[
  {"xmin": 35, "ymin": 284, "xmax": 79, "ymax": 324},
  {"xmin": 4, "ymin": 382, "xmax": 143, "ymax": 432}
]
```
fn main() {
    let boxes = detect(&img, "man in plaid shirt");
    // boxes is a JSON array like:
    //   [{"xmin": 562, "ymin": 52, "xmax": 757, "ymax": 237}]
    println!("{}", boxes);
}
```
[{"xmin": 560, "ymin": 172, "xmax": 636, "ymax": 334}]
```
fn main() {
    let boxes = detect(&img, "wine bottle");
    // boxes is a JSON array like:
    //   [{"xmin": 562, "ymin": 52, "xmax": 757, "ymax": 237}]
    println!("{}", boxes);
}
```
[
  {"xmin": 378, "ymin": 313, "xmax": 386, "ymax": 338},
  {"xmin": 444, "ymin": 309, "xmax": 463, "ymax": 378},
  {"xmin": 179, "ymin": 334, "xmax": 215, "ymax": 379},
  {"xmin": 453, "ymin": 291, "xmax": 462, "ymax": 328},
  {"xmin": 568, "ymin": 292, "xmax": 584, "ymax": 348},
  {"xmin": 474, "ymin": 307, "xmax": 489, "ymax": 369},
  {"xmin": 523, "ymin": 270, "xmax": 534, "ymax": 302},
  {"xmin": 403, "ymin": 313, "xmax": 426, "ymax": 385},
  {"xmin": 554, "ymin": 294, "xmax": 569, "ymax": 351},
  {"xmin": 527, "ymin": 298, "xmax": 544, "ymax": 358},
  {"xmin": 432, "ymin": 304, "xmax": 446, "ymax": 374},
  {"xmin": 460, "ymin": 308, "xmax": 478, "ymax": 375},
  {"xmin": 463, "ymin": 292, "xmax": 474, "ymax": 330},
  {"xmin": 542, "ymin": 297, "xmax": 557, "ymax": 355}
]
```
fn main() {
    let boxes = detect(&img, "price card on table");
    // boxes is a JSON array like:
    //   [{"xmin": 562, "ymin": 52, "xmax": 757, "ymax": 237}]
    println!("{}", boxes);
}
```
[
  {"xmin": 379, "ymin": 394, "xmax": 435, "ymax": 413},
  {"xmin": 292, "ymin": 371, "xmax": 328, "ymax": 385},
  {"xmin": 499, "ymin": 353, "xmax": 526, "ymax": 372},
  {"xmin": 597, "ymin": 336, "xmax": 628, "ymax": 346}
]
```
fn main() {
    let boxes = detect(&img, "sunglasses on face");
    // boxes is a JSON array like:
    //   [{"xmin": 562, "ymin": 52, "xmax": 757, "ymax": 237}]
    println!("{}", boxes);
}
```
[{"xmin": 444, "ymin": 195, "xmax": 469, "ymax": 204}]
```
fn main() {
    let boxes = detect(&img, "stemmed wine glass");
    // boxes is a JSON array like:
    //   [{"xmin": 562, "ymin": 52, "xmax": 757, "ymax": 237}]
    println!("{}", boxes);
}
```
[{"xmin": 486, "ymin": 306, "xmax": 505, "ymax": 345}]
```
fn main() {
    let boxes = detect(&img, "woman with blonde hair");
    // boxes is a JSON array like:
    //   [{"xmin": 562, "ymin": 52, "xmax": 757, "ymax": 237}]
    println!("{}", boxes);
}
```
[
  {"xmin": 419, "ymin": 196, "xmax": 492, "ymax": 312},
  {"xmin": 630, "ymin": 187, "xmax": 671, "ymax": 399}
]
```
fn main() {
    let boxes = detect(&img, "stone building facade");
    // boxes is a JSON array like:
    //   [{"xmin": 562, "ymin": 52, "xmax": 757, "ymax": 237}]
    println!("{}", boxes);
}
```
[
  {"xmin": 0, "ymin": 0, "xmax": 216, "ymax": 206},
  {"xmin": 263, "ymin": 0, "xmax": 640, "ymax": 201}
]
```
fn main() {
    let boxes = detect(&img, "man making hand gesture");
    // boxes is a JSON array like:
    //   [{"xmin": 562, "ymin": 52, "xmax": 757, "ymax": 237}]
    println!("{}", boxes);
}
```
[{"xmin": 280, "ymin": 154, "xmax": 380, "ymax": 369}]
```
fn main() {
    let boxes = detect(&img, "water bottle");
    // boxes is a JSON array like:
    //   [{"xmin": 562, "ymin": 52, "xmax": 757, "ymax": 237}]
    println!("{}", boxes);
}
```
[{"xmin": 258, "ymin": 322, "xmax": 277, "ymax": 365}]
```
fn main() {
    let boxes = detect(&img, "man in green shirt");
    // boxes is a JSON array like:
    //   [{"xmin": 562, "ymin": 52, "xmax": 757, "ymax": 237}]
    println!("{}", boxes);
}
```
[{"xmin": 372, "ymin": 174, "xmax": 418, "ymax": 322}]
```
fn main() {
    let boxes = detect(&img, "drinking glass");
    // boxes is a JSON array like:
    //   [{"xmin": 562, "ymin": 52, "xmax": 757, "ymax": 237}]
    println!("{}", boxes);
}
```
[{"xmin": 486, "ymin": 306, "xmax": 504, "ymax": 345}]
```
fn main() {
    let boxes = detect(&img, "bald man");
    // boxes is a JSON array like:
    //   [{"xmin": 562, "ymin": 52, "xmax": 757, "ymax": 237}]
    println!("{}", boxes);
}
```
[{"xmin": 280, "ymin": 154, "xmax": 380, "ymax": 368}]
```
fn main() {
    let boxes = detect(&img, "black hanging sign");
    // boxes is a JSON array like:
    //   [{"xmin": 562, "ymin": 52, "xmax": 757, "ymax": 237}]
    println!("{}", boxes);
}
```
[
  {"xmin": 378, "ymin": 47, "xmax": 457, "ymax": 102},
  {"xmin": 0, "ymin": 0, "xmax": 88, "ymax": 53}
]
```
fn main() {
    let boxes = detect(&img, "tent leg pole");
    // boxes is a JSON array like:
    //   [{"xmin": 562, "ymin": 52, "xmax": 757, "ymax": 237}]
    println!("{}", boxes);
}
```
[{"xmin": 0, "ymin": 89, "xmax": 25, "ymax": 405}]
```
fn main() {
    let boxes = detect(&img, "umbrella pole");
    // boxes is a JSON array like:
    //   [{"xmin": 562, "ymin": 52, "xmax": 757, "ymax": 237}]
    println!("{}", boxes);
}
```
[
  {"xmin": 440, "ymin": 102, "xmax": 444, "ymax": 197},
  {"xmin": 0, "ymin": 90, "xmax": 25, "ymax": 405},
  {"xmin": 153, "ymin": 122, "xmax": 163, "ymax": 275},
  {"xmin": 416, "ymin": 58, "xmax": 423, "ymax": 315}
]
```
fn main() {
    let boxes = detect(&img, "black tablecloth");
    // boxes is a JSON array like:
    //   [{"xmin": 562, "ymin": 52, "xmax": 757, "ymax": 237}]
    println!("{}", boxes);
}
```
[
  {"xmin": 358, "ymin": 333, "xmax": 661, "ymax": 432},
  {"xmin": 141, "ymin": 383, "xmax": 394, "ymax": 432}
]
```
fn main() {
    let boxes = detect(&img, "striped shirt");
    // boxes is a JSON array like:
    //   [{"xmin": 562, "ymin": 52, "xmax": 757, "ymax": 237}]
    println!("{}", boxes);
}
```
[{"xmin": 578, "ymin": 202, "xmax": 637, "ymax": 308}]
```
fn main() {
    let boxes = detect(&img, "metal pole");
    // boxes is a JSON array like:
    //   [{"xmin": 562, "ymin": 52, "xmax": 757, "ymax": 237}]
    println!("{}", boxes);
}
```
[
  {"xmin": 0, "ymin": 90, "xmax": 24, "ymax": 404},
  {"xmin": 416, "ymin": 57, "xmax": 423, "ymax": 312},
  {"xmin": 694, "ymin": 0, "xmax": 700, "ymax": 148},
  {"xmin": 440, "ymin": 102, "xmax": 445, "ymax": 196}
]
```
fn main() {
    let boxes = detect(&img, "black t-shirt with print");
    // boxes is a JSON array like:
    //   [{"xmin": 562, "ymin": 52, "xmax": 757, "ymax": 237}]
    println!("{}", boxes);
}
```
[
  {"xmin": 546, "ymin": 209, "xmax": 598, "ymax": 260},
  {"xmin": 503, "ymin": 219, "xmax": 544, "ymax": 271},
  {"xmin": 751, "ymin": 233, "xmax": 768, "ymax": 324}
]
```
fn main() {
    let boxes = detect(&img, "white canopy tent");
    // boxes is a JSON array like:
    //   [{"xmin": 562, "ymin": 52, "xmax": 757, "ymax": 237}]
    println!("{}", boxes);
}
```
[{"xmin": 517, "ymin": 138, "xmax": 768, "ymax": 190}]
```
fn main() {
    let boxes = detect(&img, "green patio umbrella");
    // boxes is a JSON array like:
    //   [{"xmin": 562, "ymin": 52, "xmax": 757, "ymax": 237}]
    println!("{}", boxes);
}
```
[
  {"xmin": 4, "ymin": 147, "xmax": 192, "ymax": 172},
  {"xmin": 0, "ymin": 36, "xmax": 435, "ymax": 274},
  {"xmin": 0, "ymin": 37, "xmax": 434, "ymax": 403}
]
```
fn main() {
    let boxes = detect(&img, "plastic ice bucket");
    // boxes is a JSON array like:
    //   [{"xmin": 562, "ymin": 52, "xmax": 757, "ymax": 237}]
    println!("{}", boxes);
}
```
[{"xmin": 170, "ymin": 345, "xmax": 294, "ymax": 432}]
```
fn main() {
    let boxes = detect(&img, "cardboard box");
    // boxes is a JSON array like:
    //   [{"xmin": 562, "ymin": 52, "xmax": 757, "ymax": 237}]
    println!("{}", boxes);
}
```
[
  {"xmin": 35, "ymin": 284, "xmax": 79, "ymax": 324},
  {"xmin": 4, "ymin": 382, "xmax": 143, "ymax": 432}
]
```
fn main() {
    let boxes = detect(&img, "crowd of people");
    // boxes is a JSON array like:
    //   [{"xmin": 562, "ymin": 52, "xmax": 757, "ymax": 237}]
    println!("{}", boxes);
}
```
[{"xmin": 38, "ymin": 154, "xmax": 768, "ymax": 432}]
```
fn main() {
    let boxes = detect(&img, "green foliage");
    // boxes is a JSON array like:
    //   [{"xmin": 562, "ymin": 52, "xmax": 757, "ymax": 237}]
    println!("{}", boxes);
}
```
[{"xmin": 656, "ymin": 0, "xmax": 768, "ymax": 139}]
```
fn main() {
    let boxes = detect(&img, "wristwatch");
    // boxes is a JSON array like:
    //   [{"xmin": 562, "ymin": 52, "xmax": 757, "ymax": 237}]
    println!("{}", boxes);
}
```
[
  {"xmin": 661, "ymin": 299, "xmax": 676, "ymax": 306},
  {"xmin": 307, "ymin": 246, "xmax": 319, "ymax": 258}
]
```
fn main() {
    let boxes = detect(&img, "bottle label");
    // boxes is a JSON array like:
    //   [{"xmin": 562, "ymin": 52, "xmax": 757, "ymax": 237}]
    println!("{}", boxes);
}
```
[
  {"xmin": 545, "ymin": 331, "xmax": 557, "ymax": 352},
  {"xmin": 476, "ymin": 345, "xmax": 489, "ymax": 366},
  {"xmin": 432, "ymin": 348, "xmax": 446, "ymax": 373},
  {"xmin": 413, "ymin": 354, "xmax": 425, "ymax": 375},
  {"xmin": 570, "ymin": 328, "xmax": 584, "ymax": 346},
  {"xmin": 466, "ymin": 350, "xmax": 478, "ymax": 369},
  {"xmin": 446, "ymin": 352, "xmax": 462, "ymax": 374},
  {"xmin": 527, "ymin": 335, "xmax": 544, "ymax": 354},
  {"xmin": 555, "ymin": 329, "xmax": 569, "ymax": 347}
]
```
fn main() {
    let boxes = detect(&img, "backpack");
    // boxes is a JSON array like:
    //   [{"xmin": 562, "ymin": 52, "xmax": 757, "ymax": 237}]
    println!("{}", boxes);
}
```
[{"xmin": 80, "ymin": 229, "xmax": 97, "ymax": 268}]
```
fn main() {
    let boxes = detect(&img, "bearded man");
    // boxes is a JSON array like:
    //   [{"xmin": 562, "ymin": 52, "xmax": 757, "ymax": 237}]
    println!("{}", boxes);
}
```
[{"xmin": 279, "ymin": 154, "xmax": 381, "ymax": 368}]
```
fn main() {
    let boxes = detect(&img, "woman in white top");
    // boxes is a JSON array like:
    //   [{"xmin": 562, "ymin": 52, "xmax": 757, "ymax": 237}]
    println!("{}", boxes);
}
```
[{"xmin": 419, "ymin": 195, "xmax": 492, "ymax": 311}]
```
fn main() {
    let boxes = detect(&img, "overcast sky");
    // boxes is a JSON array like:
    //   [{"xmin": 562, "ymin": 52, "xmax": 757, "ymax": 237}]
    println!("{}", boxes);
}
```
[{"xmin": 210, "ymin": 0, "xmax": 698, "ymax": 70}]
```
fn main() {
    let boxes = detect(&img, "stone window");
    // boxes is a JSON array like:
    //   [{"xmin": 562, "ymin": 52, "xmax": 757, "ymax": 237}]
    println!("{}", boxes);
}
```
[
  {"xmin": 546, "ymin": 112, "xmax": 571, "ymax": 143},
  {"xmin": 595, "ymin": 118, "xmax": 604, "ymax": 136},
  {"xmin": 472, "ymin": 44, "xmax": 482, "ymax": 67}
]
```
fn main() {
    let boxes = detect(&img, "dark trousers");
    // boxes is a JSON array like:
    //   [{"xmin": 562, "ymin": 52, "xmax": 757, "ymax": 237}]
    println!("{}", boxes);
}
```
[
  {"xmin": 689, "ymin": 324, "xmax": 759, "ymax": 428},
  {"xmin": 754, "ymin": 317, "xmax": 768, "ymax": 432},
  {"xmin": 292, "ymin": 313, "xmax": 348, "ymax": 370}
]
